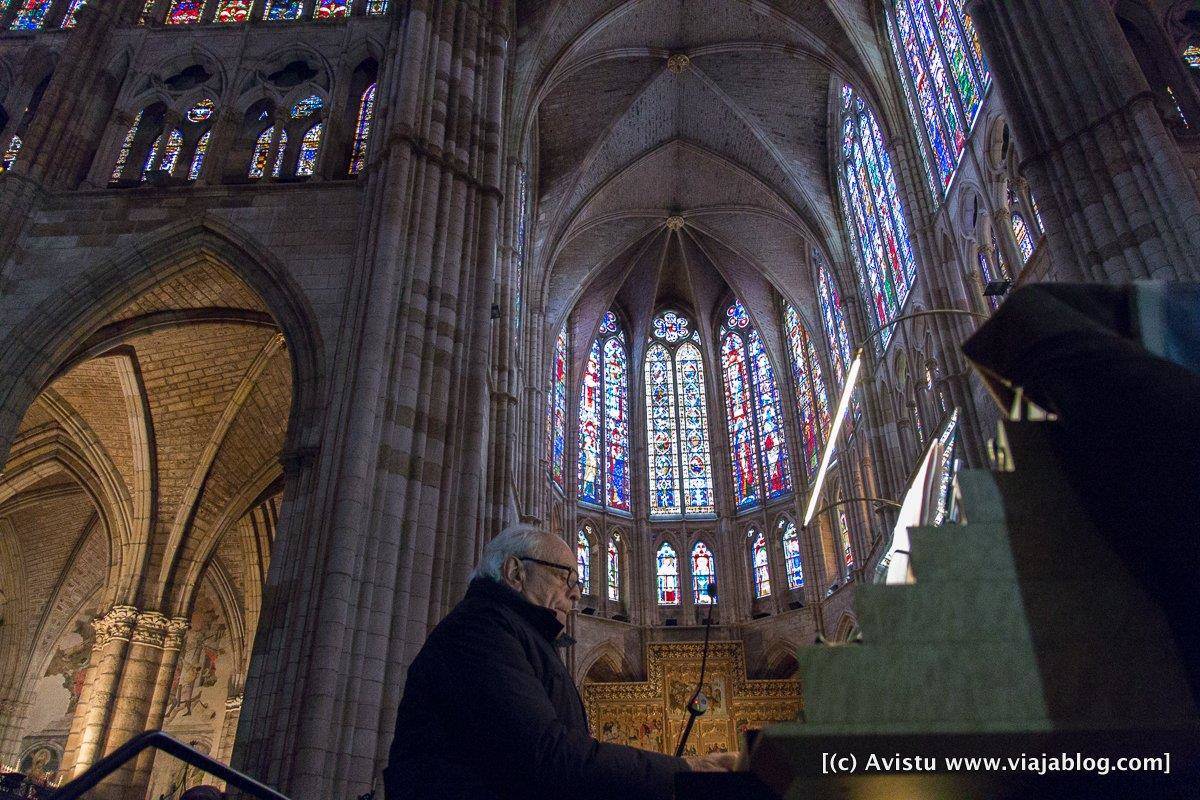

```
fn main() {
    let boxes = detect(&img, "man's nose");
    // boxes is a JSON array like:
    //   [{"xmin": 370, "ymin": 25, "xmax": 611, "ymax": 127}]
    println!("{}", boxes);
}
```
[{"xmin": 569, "ymin": 583, "xmax": 582, "ymax": 602}]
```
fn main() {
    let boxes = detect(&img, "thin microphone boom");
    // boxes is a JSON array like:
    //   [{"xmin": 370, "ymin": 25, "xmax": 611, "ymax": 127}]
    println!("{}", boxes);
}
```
[{"xmin": 674, "ymin": 581, "xmax": 716, "ymax": 758}]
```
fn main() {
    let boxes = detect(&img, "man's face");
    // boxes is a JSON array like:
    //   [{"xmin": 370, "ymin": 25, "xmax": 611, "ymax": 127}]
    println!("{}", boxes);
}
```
[{"xmin": 504, "ymin": 535, "xmax": 581, "ymax": 626}]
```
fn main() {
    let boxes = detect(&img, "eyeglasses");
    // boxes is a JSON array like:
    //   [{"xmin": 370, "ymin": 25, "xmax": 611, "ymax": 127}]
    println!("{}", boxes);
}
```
[{"xmin": 519, "ymin": 556, "xmax": 581, "ymax": 590}]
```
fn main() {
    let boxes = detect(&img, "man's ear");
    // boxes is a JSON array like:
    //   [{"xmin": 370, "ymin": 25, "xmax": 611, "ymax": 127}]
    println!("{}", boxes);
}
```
[{"xmin": 501, "ymin": 555, "xmax": 523, "ymax": 588}]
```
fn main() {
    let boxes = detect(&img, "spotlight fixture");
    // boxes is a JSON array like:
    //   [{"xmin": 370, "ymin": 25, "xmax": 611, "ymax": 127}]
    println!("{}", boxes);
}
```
[{"xmin": 983, "ymin": 278, "xmax": 1012, "ymax": 297}]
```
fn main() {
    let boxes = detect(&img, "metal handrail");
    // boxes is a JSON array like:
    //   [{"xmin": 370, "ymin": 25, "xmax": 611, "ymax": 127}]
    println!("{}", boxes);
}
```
[{"xmin": 49, "ymin": 730, "xmax": 290, "ymax": 800}]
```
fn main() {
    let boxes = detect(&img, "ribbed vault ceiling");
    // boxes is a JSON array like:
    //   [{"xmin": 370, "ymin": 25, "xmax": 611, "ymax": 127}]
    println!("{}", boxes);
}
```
[{"xmin": 519, "ymin": 0, "xmax": 896, "ymax": 354}]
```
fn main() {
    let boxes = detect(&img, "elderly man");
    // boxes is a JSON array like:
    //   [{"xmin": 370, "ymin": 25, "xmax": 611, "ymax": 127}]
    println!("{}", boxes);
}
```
[{"xmin": 383, "ymin": 525, "xmax": 736, "ymax": 799}]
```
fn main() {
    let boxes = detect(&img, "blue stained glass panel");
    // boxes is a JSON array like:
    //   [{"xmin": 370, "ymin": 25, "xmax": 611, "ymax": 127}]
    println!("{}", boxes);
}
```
[
  {"xmin": 577, "ymin": 339, "xmax": 602, "ymax": 505},
  {"xmin": 781, "ymin": 520, "xmax": 804, "ymax": 589},
  {"xmin": 748, "ymin": 329, "xmax": 791, "ymax": 500},
  {"xmin": 751, "ymin": 531, "xmax": 771, "ymax": 598},
  {"xmin": 603, "ymin": 335, "xmax": 630, "ymax": 511},
  {"xmin": 10, "ymin": 0, "xmax": 53, "ymax": 28},
  {"xmin": 548, "ymin": 327, "xmax": 567, "ymax": 490},
  {"xmin": 577, "ymin": 530, "xmax": 592, "ymax": 594},
  {"xmin": 890, "ymin": 2, "xmax": 956, "ymax": 187},
  {"xmin": 646, "ymin": 343, "xmax": 681, "ymax": 516},
  {"xmin": 676, "ymin": 342, "xmax": 714, "ymax": 515}
]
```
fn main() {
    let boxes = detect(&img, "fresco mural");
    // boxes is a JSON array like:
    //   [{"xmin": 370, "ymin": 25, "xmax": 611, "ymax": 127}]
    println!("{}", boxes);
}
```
[{"xmin": 146, "ymin": 583, "xmax": 236, "ymax": 800}]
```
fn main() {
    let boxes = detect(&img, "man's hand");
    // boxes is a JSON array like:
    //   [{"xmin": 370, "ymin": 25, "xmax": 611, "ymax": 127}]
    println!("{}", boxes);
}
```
[{"xmin": 684, "ymin": 752, "xmax": 739, "ymax": 772}]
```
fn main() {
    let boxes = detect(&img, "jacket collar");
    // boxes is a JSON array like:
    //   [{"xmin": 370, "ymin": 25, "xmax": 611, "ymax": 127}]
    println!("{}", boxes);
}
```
[{"xmin": 467, "ymin": 576, "xmax": 566, "ymax": 643}]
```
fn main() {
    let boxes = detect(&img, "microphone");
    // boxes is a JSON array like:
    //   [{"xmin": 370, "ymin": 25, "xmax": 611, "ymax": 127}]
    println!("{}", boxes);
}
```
[{"xmin": 674, "ymin": 582, "xmax": 716, "ymax": 757}]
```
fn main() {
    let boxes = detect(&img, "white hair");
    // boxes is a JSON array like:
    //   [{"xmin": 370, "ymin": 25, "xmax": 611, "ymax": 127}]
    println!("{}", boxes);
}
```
[{"xmin": 471, "ymin": 524, "xmax": 555, "ymax": 582}]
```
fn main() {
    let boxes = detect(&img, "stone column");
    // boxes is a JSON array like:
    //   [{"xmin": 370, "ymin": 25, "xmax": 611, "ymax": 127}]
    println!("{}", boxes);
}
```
[
  {"xmin": 128, "ymin": 617, "xmax": 189, "ymax": 794},
  {"xmin": 90, "ymin": 611, "xmax": 170, "ymax": 799},
  {"xmin": 217, "ymin": 694, "xmax": 243, "ymax": 764},
  {"xmin": 231, "ymin": 2, "xmax": 509, "ymax": 797},
  {"xmin": 969, "ymin": 0, "xmax": 1200, "ymax": 282},
  {"xmin": 72, "ymin": 605, "xmax": 137, "ymax": 777}
]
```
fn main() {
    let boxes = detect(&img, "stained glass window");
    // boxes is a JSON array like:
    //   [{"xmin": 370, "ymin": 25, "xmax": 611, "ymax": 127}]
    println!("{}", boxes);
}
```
[
  {"xmin": 676, "ymin": 343, "xmax": 715, "ymax": 515},
  {"xmin": 264, "ymin": 0, "xmax": 300, "ymax": 19},
  {"xmin": 656, "ymin": 542, "xmax": 679, "ymax": 605},
  {"xmin": 349, "ymin": 84, "xmax": 376, "ymax": 175},
  {"xmin": 9, "ymin": 0, "xmax": 53, "ymax": 29},
  {"xmin": 62, "ymin": 0, "xmax": 86, "ymax": 27},
  {"xmin": 780, "ymin": 520, "xmax": 804, "ymax": 590},
  {"xmin": 603, "ymin": 335, "xmax": 630, "ymax": 511},
  {"xmin": 158, "ymin": 129, "xmax": 184, "ymax": 176},
  {"xmin": 577, "ymin": 529, "xmax": 592, "ymax": 595},
  {"xmin": 141, "ymin": 133, "xmax": 162, "ymax": 180},
  {"xmin": 111, "ymin": 111, "xmax": 143, "ymax": 184},
  {"xmin": 272, "ymin": 129, "xmax": 288, "ymax": 178},
  {"xmin": 751, "ymin": 530, "xmax": 771, "ymax": 599},
  {"xmin": 215, "ymin": 0, "xmax": 249, "ymax": 21},
  {"xmin": 607, "ymin": 536, "xmax": 620, "ymax": 602},
  {"xmin": 691, "ymin": 542, "xmax": 716, "ymax": 604},
  {"xmin": 291, "ymin": 95, "xmax": 323, "ymax": 118},
  {"xmin": 647, "ymin": 310, "xmax": 714, "ymax": 517},
  {"xmin": 1186, "ymin": 45, "xmax": 1200, "ymax": 70},
  {"xmin": 188, "ymin": 131, "xmax": 210, "ymax": 181},
  {"xmin": 838, "ymin": 508, "xmax": 855, "ymax": 574},
  {"xmin": 577, "ymin": 312, "xmax": 629, "ymax": 512},
  {"xmin": 1, "ymin": 136, "xmax": 21, "ymax": 173},
  {"xmin": 720, "ymin": 300, "xmax": 792, "ymax": 512},
  {"xmin": 578, "ymin": 339, "xmax": 602, "ymax": 505},
  {"xmin": 365, "ymin": 0, "xmax": 387, "ymax": 14},
  {"xmin": 249, "ymin": 127, "xmax": 273, "ymax": 179},
  {"xmin": 816, "ymin": 264, "xmax": 853, "ymax": 385},
  {"xmin": 1011, "ymin": 213, "xmax": 1034, "ymax": 263},
  {"xmin": 838, "ymin": 84, "xmax": 918, "ymax": 347},
  {"xmin": 888, "ymin": 0, "xmax": 992, "ymax": 197},
  {"xmin": 547, "ymin": 326, "xmax": 567, "ymax": 490},
  {"xmin": 165, "ymin": 0, "xmax": 204, "ymax": 24},
  {"xmin": 296, "ymin": 122, "xmax": 322, "ymax": 176},
  {"xmin": 187, "ymin": 99, "xmax": 215, "ymax": 123},
  {"xmin": 784, "ymin": 305, "xmax": 831, "ymax": 478},
  {"xmin": 313, "ymin": 0, "xmax": 347, "ymax": 18},
  {"xmin": 138, "ymin": 0, "xmax": 155, "ymax": 23},
  {"xmin": 1031, "ymin": 194, "xmax": 1045, "ymax": 235}
]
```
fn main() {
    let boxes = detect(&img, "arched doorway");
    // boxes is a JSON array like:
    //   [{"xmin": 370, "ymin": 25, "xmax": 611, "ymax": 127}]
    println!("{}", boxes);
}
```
[{"xmin": 0, "ymin": 225, "xmax": 321, "ymax": 799}]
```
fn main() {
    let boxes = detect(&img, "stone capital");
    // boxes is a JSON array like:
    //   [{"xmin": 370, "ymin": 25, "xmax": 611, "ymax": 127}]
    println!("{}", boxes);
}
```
[
  {"xmin": 225, "ymin": 694, "xmax": 244, "ymax": 713},
  {"xmin": 93, "ymin": 605, "xmax": 139, "ymax": 649},
  {"xmin": 163, "ymin": 617, "xmax": 191, "ymax": 651},
  {"xmin": 130, "ymin": 611, "xmax": 171, "ymax": 648}
]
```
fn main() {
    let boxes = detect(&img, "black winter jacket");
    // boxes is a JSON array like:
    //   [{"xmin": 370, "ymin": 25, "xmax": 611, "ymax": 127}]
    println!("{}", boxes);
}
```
[{"xmin": 383, "ymin": 577, "xmax": 687, "ymax": 799}]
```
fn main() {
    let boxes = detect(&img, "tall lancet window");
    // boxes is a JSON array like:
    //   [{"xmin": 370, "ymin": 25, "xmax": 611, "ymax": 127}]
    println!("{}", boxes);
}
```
[
  {"xmin": 578, "ymin": 312, "xmax": 630, "ymax": 512},
  {"xmin": 656, "ymin": 542, "xmax": 680, "ymax": 605},
  {"xmin": 720, "ymin": 300, "xmax": 791, "ymax": 511},
  {"xmin": 751, "ymin": 530, "xmax": 771, "ymax": 598},
  {"xmin": 784, "ymin": 304, "xmax": 832, "ymax": 478},
  {"xmin": 837, "ymin": 85, "xmax": 918, "ymax": 347},
  {"xmin": 349, "ymin": 83, "xmax": 376, "ymax": 175},
  {"xmin": 887, "ymin": 0, "xmax": 990, "ymax": 196},
  {"xmin": 780, "ymin": 519, "xmax": 804, "ymax": 589},
  {"xmin": 577, "ymin": 527, "xmax": 592, "ymax": 595},
  {"xmin": 645, "ymin": 310, "xmax": 715, "ymax": 517},
  {"xmin": 691, "ymin": 542, "xmax": 716, "ymax": 604},
  {"xmin": 816, "ymin": 262, "xmax": 854, "ymax": 388},
  {"xmin": 547, "ymin": 326, "xmax": 567, "ymax": 491},
  {"xmin": 607, "ymin": 535, "xmax": 620, "ymax": 602}
]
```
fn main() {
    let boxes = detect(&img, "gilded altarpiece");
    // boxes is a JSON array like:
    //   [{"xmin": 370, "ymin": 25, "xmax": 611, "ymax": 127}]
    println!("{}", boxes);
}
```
[{"xmin": 582, "ymin": 642, "xmax": 802, "ymax": 756}]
